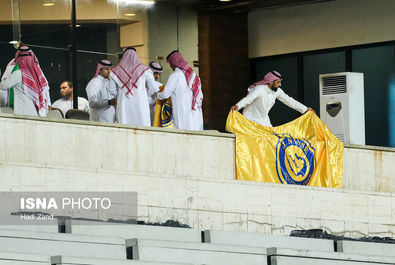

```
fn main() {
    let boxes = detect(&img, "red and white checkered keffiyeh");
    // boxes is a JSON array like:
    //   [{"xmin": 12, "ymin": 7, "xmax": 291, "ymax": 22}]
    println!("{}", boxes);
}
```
[
  {"xmin": 167, "ymin": 51, "xmax": 202, "ymax": 110},
  {"xmin": 111, "ymin": 49, "xmax": 149, "ymax": 98},
  {"xmin": 16, "ymin": 53, "xmax": 49, "ymax": 116},
  {"xmin": 15, "ymin": 46, "xmax": 39, "ymax": 64},
  {"xmin": 247, "ymin": 71, "xmax": 282, "ymax": 93},
  {"xmin": 2, "ymin": 46, "xmax": 40, "ymax": 81}
]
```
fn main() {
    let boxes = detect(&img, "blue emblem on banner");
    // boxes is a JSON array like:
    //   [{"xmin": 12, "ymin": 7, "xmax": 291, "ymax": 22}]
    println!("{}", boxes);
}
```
[
  {"xmin": 275, "ymin": 133, "xmax": 315, "ymax": 185},
  {"xmin": 161, "ymin": 102, "xmax": 173, "ymax": 128}
]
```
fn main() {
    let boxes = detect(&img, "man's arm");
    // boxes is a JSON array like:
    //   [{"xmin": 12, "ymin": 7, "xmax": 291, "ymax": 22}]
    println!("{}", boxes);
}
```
[
  {"xmin": 276, "ymin": 88, "xmax": 309, "ymax": 114},
  {"xmin": 157, "ymin": 72, "xmax": 178, "ymax": 100},
  {"xmin": 108, "ymin": 79, "xmax": 117, "ymax": 99},
  {"xmin": 86, "ymin": 80, "xmax": 110, "ymax": 109},
  {"xmin": 0, "ymin": 70, "xmax": 21, "ymax": 91},
  {"xmin": 231, "ymin": 86, "xmax": 262, "ymax": 111}
]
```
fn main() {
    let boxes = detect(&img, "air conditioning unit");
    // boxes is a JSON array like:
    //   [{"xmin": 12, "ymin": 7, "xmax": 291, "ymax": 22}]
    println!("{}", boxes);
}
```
[{"xmin": 319, "ymin": 72, "xmax": 365, "ymax": 145}]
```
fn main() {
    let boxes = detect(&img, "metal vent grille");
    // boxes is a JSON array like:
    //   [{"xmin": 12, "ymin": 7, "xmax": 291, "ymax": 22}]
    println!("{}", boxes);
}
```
[
  {"xmin": 322, "ymin": 75, "xmax": 347, "ymax": 95},
  {"xmin": 335, "ymin": 134, "xmax": 345, "ymax": 143}
]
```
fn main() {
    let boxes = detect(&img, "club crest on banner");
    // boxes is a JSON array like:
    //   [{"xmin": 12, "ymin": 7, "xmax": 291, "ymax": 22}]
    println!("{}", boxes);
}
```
[{"xmin": 274, "ymin": 133, "xmax": 316, "ymax": 185}]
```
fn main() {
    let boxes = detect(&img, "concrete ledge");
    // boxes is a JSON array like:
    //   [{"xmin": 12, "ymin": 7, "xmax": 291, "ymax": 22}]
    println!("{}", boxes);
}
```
[
  {"xmin": 0, "ymin": 113, "xmax": 234, "ymax": 138},
  {"xmin": 0, "ymin": 251, "xmax": 49, "ymax": 264},
  {"xmin": 337, "ymin": 240, "xmax": 395, "ymax": 258},
  {"xmin": 71, "ymin": 220, "xmax": 202, "ymax": 243},
  {"xmin": 51, "ymin": 255, "xmax": 195, "ymax": 265},
  {"xmin": 267, "ymin": 247, "xmax": 395, "ymax": 264},
  {"xmin": 0, "ymin": 215, "xmax": 59, "ymax": 233},
  {"xmin": 204, "ymin": 230, "xmax": 334, "ymax": 251},
  {"xmin": 0, "ymin": 229, "xmax": 126, "ymax": 259},
  {"xmin": 126, "ymin": 238, "xmax": 267, "ymax": 265}
]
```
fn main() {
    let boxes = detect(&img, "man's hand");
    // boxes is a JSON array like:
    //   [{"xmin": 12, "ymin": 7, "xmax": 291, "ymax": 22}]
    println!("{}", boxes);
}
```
[
  {"xmin": 109, "ymin": 98, "xmax": 117, "ymax": 106},
  {"xmin": 231, "ymin": 105, "xmax": 239, "ymax": 111},
  {"xmin": 306, "ymin": 107, "xmax": 315, "ymax": 113}
]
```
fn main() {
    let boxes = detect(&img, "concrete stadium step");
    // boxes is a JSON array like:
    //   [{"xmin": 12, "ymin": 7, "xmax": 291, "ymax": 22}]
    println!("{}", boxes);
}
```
[
  {"xmin": 0, "ymin": 107, "xmax": 13, "ymax": 114},
  {"xmin": 126, "ymin": 238, "xmax": 267, "ymax": 265},
  {"xmin": 337, "ymin": 240, "xmax": 395, "ymax": 258},
  {"xmin": 204, "ymin": 230, "xmax": 334, "ymax": 252},
  {"xmin": 0, "ymin": 224, "xmax": 59, "ymax": 233},
  {"xmin": 267, "ymin": 247, "xmax": 395, "ymax": 265},
  {"xmin": 0, "ymin": 215, "xmax": 59, "ymax": 233},
  {"xmin": 70, "ymin": 220, "xmax": 201, "ymax": 243},
  {"xmin": 51, "ymin": 255, "xmax": 195, "ymax": 265},
  {"xmin": 0, "ymin": 229, "xmax": 126, "ymax": 259},
  {"xmin": 0, "ymin": 251, "xmax": 50, "ymax": 264}
]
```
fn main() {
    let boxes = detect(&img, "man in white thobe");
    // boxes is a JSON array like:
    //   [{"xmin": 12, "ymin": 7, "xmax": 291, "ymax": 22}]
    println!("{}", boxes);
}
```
[
  {"xmin": 1, "ymin": 46, "xmax": 51, "ymax": 109},
  {"xmin": 0, "ymin": 47, "xmax": 50, "ymax": 117},
  {"xmin": 85, "ymin": 60, "xmax": 117, "ymax": 123},
  {"xmin": 52, "ymin": 81, "xmax": 90, "ymax": 117},
  {"xmin": 110, "ymin": 47, "xmax": 159, "ymax": 126},
  {"xmin": 157, "ymin": 50, "xmax": 203, "ymax": 131},
  {"xmin": 231, "ymin": 71, "xmax": 314, "ymax": 127},
  {"xmin": 148, "ymin": 61, "xmax": 163, "ymax": 124}
]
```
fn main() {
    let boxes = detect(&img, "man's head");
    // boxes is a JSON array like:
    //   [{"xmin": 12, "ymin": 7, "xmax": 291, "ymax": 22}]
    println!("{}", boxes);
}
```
[
  {"xmin": 99, "ymin": 66, "xmax": 111, "ymax": 78},
  {"xmin": 60, "ymin": 81, "xmax": 73, "ymax": 100},
  {"xmin": 267, "ymin": 79, "xmax": 282, "ymax": 92},
  {"xmin": 122, "ymin": 47, "xmax": 136, "ymax": 58},
  {"xmin": 263, "ymin": 71, "xmax": 282, "ymax": 92},
  {"xmin": 96, "ymin": 60, "xmax": 112, "ymax": 79},
  {"xmin": 166, "ymin": 50, "xmax": 187, "ymax": 72},
  {"xmin": 149, "ymin": 61, "xmax": 163, "ymax": 81}
]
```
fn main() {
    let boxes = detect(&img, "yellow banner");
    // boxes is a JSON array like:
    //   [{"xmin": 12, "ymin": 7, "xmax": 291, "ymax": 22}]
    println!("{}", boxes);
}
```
[
  {"xmin": 153, "ymin": 98, "xmax": 173, "ymax": 128},
  {"xmin": 226, "ymin": 111, "xmax": 343, "ymax": 188},
  {"xmin": 153, "ymin": 86, "xmax": 174, "ymax": 128}
]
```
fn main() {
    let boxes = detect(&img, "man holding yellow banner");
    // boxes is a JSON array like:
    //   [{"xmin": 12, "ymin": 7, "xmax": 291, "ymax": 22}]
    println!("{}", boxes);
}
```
[
  {"xmin": 231, "ymin": 71, "xmax": 314, "ymax": 127},
  {"xmin": 228, "ymin": 71, "xmax": 343, "ymax": 188}
]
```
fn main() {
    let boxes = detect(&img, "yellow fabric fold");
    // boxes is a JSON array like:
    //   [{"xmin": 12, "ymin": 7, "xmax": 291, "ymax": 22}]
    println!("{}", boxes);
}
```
[
  {"xmin": 225, "ymin": 111, "xmax": 343, "ymax": 188},
  {"xmin": 153, "ymin": 85, "xmax": 173, "ymax": 128}
]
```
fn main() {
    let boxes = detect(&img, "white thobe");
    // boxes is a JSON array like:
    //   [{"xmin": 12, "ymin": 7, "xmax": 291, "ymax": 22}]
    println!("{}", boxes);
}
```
[
  {"xmin": 236, "ymin": 85, "xmax": 307, "ymax": 127},
  {"xmin": 149, "ymin": 80, "xmax": 162, "ymax": 125},
  {"xmin": 86, "ymin": 75, "xmax": 117, "ymax": 123},
  {"xmin": 157, "ymin": 68, "xmax": 203, "ymax": 131},
  {"xmin": 52, "ymin": 97, "xmax": 90, "ymax": 117},
  {"xmin": 0, "ymin": 70, "xmax": 39, "ymax": 116},
  {"xmin": 110, "ymin": 69, "xmax": 158, "ymax": 126}
]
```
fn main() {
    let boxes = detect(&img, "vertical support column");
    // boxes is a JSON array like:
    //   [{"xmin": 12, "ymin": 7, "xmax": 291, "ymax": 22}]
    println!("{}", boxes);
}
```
[
  {"xmin": 10, "ymin": 0, "xmax": 21, "ymax": 44},
  {"xmin": 71, "ymin": 0, "xmax": 78, "ymax": 109},
  {"xmin": 297, "ymin": 55, "xmax": 304, "ymax": 103}
]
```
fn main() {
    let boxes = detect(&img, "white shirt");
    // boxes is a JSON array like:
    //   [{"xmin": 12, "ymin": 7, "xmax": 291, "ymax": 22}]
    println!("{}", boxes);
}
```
[
  {"xmin": 157, "ymin": 68, "xmax": 200, "ymax": 130},
  {"xmin": 111, "ymin": 69, "xmax": 159, "ymax": 126},
  {"xmin": 236, "ymin": 85, "xmax": 307, "ymax": 127},
  {"xmin": 86, "ymin": 75, "xmax": 117, "ymax": 123},
  {"xmin": 0, "ymin": 69, "xmax": 39, "ymax": 116},
  {"xmin": 52, "ymin": 97, "xmax": 90, "ymax": 117},
  {"xmin": 0, "ymin": 59, "xmax": 15, "ymax": 107}
]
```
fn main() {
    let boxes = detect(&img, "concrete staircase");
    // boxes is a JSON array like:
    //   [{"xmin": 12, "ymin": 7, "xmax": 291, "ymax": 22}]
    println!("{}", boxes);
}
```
[{"xmin": 0, "ymin": 224, "xmax": 394, "ymax": 264}]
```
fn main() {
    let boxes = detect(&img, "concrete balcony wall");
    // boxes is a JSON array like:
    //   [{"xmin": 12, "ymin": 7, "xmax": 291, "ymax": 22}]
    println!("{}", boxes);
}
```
[
  {"xmin": 0, "ymin": 114, "xmax": 394, "ymax": 238},
  {"xmin": 0, "ymin": 114, "xmax": 235, "ymax": 182},
  {"xmin": 343, "ymin": 145, "xmax": 395, "ymax": 192}
]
